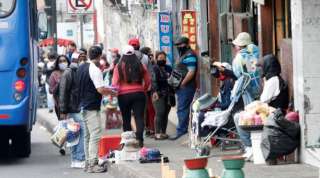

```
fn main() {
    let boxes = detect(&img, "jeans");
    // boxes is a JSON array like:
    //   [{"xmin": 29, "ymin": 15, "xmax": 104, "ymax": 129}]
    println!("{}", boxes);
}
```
[
  {"xmin": 153, "ymin": 96, "xmax": 171, "ymax": 134},
  {"xmin": 68, "ymin": 113, "xmax": 85, "ymax": 162},
  {"xmin": 234, "ymin": 113, "xmax": 252, "ymax": 147},
  {"xmin": 118, "ymin": 92, "xmax": 146, "ymax": 142},
  {"xmin": 82, "ymin": 110, "xmax": 102, "ymax": 165},
  {"xmin": 45, "ymin": 83, "xmax": 54, "ymax": 110},
  {"xmin": 176, "ymin": 85, "xmax": 196, "ymax": 135}
]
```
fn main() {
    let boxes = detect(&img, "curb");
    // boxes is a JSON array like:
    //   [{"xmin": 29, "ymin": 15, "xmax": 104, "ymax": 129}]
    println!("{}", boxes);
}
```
[
  {"xmin": 37, "ymin": 109, "xmax": 157, "ymax": 178},
  {"xmin": 109, "ymin": 163, "xmax": 155, "ymax": 178}
]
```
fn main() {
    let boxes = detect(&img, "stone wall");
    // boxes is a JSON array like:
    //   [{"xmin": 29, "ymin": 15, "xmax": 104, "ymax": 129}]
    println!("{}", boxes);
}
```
[{"xmin": 104, "ymin": 4, "xmax": 159, "ymax": 52}]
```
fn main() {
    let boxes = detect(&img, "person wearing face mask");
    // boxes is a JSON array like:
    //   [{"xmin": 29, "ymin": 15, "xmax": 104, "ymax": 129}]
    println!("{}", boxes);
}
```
[
  {"xmin": 211, "ymin": 62, "xmax": 234, "ymax": 110},
  {"xmin": 44, "ymin": 52, "xmax": 57, "ymax": 113},
  {"xmin": 169, "ymin": 37, "xmax": 198, "ymax": 140},
  {"xmin": 151, "ymin": 51, "xmax": 173, "ymax": 140},
  {"xmin": 59, "ymin": 52, "xmax": 86, "ymax": 168},
  {"xmin": 49, "ymin": 55, "xmax": 70, "ymax": 121}
]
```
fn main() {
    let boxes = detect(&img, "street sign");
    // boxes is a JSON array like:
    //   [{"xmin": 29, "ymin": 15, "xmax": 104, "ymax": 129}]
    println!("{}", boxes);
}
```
[
  {"xmin": 158, "ymin": 11, "xmax": 174, "ymax": 66},
  {"xmin": 67, "ymin": 0, "xmax": 94, "ymax": 14}
]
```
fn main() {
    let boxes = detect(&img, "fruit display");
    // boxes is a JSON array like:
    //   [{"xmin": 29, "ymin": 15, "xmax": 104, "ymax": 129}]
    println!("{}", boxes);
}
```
[{"xmin": 239, "ymin": 101, "xmax": 275, "ymax": 127}]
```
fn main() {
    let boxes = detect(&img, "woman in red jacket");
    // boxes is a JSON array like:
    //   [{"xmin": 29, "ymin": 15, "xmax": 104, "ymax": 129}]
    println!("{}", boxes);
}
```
[{"xmin": 112, "ymin": 46, "xmax": 151, "ymax": 147}]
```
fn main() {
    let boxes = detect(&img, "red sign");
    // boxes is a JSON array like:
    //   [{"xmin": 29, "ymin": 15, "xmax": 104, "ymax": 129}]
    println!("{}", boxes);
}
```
[
  {"xmin": 181, "ymin": 10, "xmax": 197, "ymax": 51},
  {"xmin": 67, "ymin": 0, "xmax": 94, "ymax": 14}
]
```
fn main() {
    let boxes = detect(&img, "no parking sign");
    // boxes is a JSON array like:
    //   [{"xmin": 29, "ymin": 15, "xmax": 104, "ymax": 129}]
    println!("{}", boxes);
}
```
[{"xmin": 67, "ymin": 0, "xmax": 94, "ymax": 14}]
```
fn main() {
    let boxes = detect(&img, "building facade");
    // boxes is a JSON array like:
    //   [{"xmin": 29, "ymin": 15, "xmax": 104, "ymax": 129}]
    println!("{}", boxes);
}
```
[{"xmin": 96, "ymin": 0, "xmax": 320, "ymax": 167}]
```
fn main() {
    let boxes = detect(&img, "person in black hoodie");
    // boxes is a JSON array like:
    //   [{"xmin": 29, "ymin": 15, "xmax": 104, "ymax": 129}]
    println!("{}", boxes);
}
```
[
  {"xmin": 59, "ymin": 52, "xmax": 87, "ymax": 168},
  {"xmin": 259, "ymin": 54, "xmax": 289, "ymax": 110}
]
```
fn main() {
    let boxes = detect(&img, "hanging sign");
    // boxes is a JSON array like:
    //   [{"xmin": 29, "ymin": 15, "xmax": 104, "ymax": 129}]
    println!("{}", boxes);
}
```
[
  {"xmin": 181, "ymin": 10, "xmax": 197, "ymax": 51},
  {"xmin": 158, "ymin": 11, "xmax": 174, "ymax": 65}
]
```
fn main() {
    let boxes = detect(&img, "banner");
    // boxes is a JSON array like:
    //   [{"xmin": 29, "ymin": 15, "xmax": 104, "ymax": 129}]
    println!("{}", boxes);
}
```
[
  {"xmin": 158, "ymin": 11, "xmax": 174, "ymax": 66},
  {"xmin": 181, "ymin": 10, "xmax": 197, "ymax": 51}
]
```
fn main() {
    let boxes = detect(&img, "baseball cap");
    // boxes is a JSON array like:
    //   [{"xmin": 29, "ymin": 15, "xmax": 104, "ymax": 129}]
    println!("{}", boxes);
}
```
[
  {"xmin": 122, "ymin": 45, "xmax": 135, "ymax": 55},
  {"xmin": 128, "ymin": 38, "xmax": 140, "ymax": 47},
  {"xmin": 109, "ymin": 48, "xmax": 119, "ymax": 54},
  {"xmin": 174, "ymin": 36, "xmax": 189, "ymax": 45}
]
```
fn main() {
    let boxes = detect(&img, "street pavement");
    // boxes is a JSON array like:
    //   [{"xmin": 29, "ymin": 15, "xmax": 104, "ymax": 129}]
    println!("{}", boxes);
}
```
[
  {"xmin": 33, "ymin": 108, "xmax": 319, "ymax": 178},
  {"xmin": 0, "ymin": 124, "xmax": 114, "ymax": 178}
]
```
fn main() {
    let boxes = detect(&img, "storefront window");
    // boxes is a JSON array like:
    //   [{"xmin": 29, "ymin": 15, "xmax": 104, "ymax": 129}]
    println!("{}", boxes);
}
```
[{"xmin": 0, "ymin": 0, "xmax": 15, "ymax": 18}]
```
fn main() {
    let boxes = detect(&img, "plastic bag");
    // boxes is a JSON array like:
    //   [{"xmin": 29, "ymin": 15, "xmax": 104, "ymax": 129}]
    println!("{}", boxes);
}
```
[
  {"xmin": 65, "ymin": 118, "xmax": 80, "ymax": 147},
  {"xmin": 261, "ymin": 109, "xmax": 300, "ymax": 160},
  {"xmin": 51, "ymin": 121, "xmax": 68, "ymax": 148},
  {"xmin": 51, "ymin": 119, "xmax": 81, "ymax": 148}
]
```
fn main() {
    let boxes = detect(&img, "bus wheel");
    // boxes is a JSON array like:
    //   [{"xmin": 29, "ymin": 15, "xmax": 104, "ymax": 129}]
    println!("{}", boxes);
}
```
[
  {"xmin": 0, "ymin": 136, "xmax": 10, "ymax": 157},
  {"xmin": 12, "ymin": 130, "xmax": 31, "ymax": 158}
]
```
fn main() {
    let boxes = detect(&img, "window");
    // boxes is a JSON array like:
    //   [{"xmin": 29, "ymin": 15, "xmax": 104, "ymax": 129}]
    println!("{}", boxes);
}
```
[{"xmin": 0, "ymin": 0, "xmax": 16, "ymax": 18}]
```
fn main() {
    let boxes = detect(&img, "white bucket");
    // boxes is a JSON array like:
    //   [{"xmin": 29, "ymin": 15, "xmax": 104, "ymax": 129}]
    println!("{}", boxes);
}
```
[{"xmin": 251, "ymin": 131, "xmax": 266, "ymax": 164}]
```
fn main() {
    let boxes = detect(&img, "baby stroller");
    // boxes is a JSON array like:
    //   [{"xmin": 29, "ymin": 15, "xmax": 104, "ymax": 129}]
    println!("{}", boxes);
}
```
[{"xmin": 195, "ymin": 74, "xmax": 252, "ymax": 156}]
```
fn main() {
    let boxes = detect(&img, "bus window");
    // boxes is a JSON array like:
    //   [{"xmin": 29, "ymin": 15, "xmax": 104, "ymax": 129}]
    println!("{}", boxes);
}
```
[{"xmin": 0, "ymin": 0, "xmax": 16, "ymax": 18}]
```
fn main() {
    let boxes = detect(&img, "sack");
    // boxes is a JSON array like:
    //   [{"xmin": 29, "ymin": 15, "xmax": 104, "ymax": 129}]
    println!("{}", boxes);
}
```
[
  {"xmin": 261, "ymin": 109, "xmax": 300, "ymax": 160},
  {"xmin": 65, "ymin": 118, "xmax": 81, "ymax": 147},
  {"xmin": 51, "ymin": 122, "xmax": 68, "ymax": 148},
  {"xmin": 167, "ymin": 93, "xmax": 176, "ymax": 107}
]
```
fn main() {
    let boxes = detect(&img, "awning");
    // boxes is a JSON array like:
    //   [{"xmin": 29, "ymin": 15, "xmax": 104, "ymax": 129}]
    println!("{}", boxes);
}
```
[{"xmin": 38, "ymin": 38, "xmax": 74, "ymax": 47}]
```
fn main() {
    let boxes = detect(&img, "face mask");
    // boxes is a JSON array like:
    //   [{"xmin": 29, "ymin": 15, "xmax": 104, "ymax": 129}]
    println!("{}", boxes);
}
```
[
  {"xmin": 47, "ymin": 61, "xmax": 55, "ymax": 69},
  {"xmin": 177, "ymin": 46, "xmax": 189, "ymax": 56},
  {"xmin": 59, "ymin": 63, "xmax": 68, "ymax": 70},
  {"xmin": 218, "ymin": 73, "xmax": 226, "ymax": 81},
  {"xmin": 157, "ymin": 60, "xmax": 166, "ymax": 66}
]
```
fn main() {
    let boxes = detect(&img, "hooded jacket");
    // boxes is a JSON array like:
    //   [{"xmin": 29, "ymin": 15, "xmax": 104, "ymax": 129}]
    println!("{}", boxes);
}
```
[
  {"xmin": 260, "ymin": 54, "xmax": 289, "ymax": 110},
  {"xmin": 59, "ymin": 63, "xmax": 80, "ymax": 114}
]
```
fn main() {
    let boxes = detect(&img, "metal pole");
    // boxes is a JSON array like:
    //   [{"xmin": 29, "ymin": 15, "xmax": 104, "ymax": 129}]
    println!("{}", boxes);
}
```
[
  {"xmin": 51, "ymin": 0, "xmax": 57, "ymax": 52},
  {"xmin": 80, "ymin": 15, "xmax": 84, "ymax": 48}
]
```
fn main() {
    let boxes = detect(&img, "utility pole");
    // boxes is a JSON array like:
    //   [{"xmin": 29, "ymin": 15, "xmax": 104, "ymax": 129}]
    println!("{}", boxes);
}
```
[
  {"xmin": 51, "ymin": 0, "xmax": 57, "ymax": 52},
  {"xmin": 79, "ymin": 15, "xmax": 84, "ymax": 48}
]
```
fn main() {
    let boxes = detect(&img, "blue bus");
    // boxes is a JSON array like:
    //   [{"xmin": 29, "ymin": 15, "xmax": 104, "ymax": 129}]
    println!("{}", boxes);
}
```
[{"xmin": 0, "ymin": 0, "xmax": 39, "ymax": 157}]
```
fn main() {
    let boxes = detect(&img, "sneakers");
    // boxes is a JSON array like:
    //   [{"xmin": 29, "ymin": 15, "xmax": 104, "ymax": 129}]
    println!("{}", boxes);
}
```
[
  {"xmin": 87, "ymin": 164, "xmax": 107, "ymax": 173},
  {"xmin": 71, "ymin": 161, "xmax": 85, "ymax": 169},
  {"xmin": 242, "ymin": 147, "xmax": 253, "ymax": 161}
]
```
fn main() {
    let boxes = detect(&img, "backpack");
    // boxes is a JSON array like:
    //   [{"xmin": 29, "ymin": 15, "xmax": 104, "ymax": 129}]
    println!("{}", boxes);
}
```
[{"xmin": 233, "ymin": 44, "xmax": 262, "ymax": 100}]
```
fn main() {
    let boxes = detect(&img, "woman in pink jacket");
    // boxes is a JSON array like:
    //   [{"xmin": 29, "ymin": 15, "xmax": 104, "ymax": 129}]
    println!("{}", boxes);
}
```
[
  {"xmin": 49, "ymin": 55, "xmax": 70, "ymax": 121},
  {"xmin": 112, "ymin": 46, "xmax": 151, "ymax": 147}
]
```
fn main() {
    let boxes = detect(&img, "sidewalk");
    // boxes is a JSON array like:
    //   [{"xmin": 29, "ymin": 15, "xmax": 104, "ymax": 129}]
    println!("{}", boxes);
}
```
[{"xmin": 37, "ymin": 108, "xmax": 319, "ymax": 178}]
